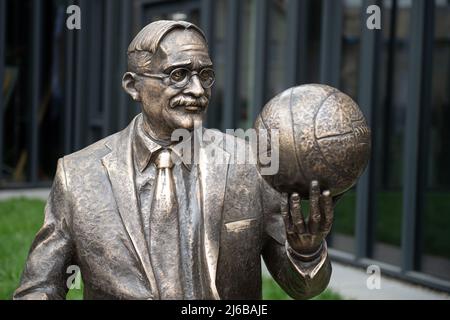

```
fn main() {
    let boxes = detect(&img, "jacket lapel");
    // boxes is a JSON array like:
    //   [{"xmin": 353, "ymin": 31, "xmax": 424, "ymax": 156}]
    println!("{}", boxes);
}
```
[
  {"xmin": 101, "ymin": 117, "xmax": 159, "ymax": 299},
  {"xmin": 198, "ymin": 129, "xmax": 230, "ymax": 299}
]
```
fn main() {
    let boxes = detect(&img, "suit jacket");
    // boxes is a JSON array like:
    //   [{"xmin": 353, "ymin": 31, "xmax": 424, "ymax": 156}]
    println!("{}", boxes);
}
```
[{"xmin": 14, "ymin": 115, "xmax": 331, "ymax": 300}]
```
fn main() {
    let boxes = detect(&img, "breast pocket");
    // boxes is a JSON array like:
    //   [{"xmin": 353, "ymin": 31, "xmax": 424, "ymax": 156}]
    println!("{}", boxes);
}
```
[
  {"xmin": 221, "ymin": 218, "xmax": 262, "ymax": 268},
  {"xmin": 224, "ymin": 218, "xmax": 258, "ymax": 233}
]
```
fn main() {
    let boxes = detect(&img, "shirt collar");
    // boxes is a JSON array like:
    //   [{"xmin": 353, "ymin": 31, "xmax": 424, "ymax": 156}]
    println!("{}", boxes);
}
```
[{"xmin": 133, "ymin": 114, "xmax": 193, "ymax": 172}]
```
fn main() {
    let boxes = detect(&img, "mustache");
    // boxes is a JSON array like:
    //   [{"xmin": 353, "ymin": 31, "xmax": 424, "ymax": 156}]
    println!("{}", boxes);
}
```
[{"xmin": 170, "ymin": 95, "xmax": 209, "ymax": 109}]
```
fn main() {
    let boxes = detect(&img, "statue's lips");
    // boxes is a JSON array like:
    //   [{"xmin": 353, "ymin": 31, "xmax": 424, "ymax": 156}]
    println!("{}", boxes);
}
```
[
  {"xmin": 170, "ymin": 104, "xmax": 204, "ymax": 113},
  {"xmin": 170, "ymin": 96, "xmax": 208, "ymax": 113},
  {"xmin": 184, "ymin": 105, "xmax": 202, "ymax": 112}
]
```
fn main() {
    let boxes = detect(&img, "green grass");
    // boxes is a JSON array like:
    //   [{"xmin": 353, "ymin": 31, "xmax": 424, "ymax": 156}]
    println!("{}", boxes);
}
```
[
  {"xmin": 262, "ymin": 276, "xmax": 342, "ymax": 300},
  {"xmin": 0, "ymin": 198, "xmax": 342, "ymax": 300},
  {"xmin": 65, "ymin": 281, "xmax": 83, "ymax": 300},
  {"xmin": 0, "ymin": 198, "xmax": 46, "ymax": 300}
]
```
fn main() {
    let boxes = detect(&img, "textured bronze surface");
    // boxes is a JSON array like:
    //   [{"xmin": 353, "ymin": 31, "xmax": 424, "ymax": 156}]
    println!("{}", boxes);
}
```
[
  {"xmin": 255, "ymin": 84, "xmax": 371, "ymax": 198},
  {"xmin": 13, "ymin": 21, "xmax": 348, "ymax": 300}
]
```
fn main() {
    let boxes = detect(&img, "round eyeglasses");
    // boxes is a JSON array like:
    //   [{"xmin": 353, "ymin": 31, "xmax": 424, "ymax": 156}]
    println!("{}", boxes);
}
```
[{"xmin": 139, "ymin": 67, "xmax": 215, "ymax": 89}]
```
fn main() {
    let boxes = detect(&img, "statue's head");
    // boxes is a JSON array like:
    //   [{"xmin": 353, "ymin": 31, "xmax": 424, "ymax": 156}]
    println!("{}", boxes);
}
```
[{"xmin": 122, "ymin": 20, "xmax": 213, "ymax": 140}]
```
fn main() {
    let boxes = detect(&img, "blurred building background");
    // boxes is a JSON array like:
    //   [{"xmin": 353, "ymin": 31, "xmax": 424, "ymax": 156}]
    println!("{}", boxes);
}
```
[{"xmin": 0, "ymin": 0, "xmax": 449, "ymax": 293}]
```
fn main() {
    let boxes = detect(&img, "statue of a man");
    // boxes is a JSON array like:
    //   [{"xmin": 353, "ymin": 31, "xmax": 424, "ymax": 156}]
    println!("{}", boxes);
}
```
[{"xmin": 14, "ymin": 20, "xmax": 334, "ymax": 300}]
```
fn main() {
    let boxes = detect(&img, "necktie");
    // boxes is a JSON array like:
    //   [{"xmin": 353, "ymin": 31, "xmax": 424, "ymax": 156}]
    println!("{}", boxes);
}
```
[{"xmin": 149, "ymin": 149, "xmax": 182, "ymax": 298}]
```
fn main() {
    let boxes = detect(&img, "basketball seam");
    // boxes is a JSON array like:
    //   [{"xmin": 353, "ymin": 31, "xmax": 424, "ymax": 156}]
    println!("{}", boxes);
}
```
[
  {"xmin": 312, "ymin": 92, "xmax": 350, "ymax": 179},
  {"xmin": 315, "ymin": 131, "xmax": 353, "ymax": 139},
  {"xmin": 289, "ymin": 87, "xmax": 309, "ymax": 190}
]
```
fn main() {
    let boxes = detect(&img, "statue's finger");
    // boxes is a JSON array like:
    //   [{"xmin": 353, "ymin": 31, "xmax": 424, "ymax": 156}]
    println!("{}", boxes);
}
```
[
  {"xmin": 309, "ymin": 180, "xmax": 321, "ymax": 234},
  {"xmin": 290, "ymin": 193, "xmax": 306, "ymax": 234},
  {"xmin": 281, "ymin": 193, "xmax": 294, "ymax": 234},
  {"xmin": 320, "ymin": 190, "xmax": 334, "ymax": 233}
]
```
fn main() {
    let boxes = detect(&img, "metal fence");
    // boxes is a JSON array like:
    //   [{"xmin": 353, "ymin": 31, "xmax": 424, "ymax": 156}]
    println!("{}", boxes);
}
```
[{"xmin": 0, "ymin": 0, "xmax": 449, "ymax": 292}]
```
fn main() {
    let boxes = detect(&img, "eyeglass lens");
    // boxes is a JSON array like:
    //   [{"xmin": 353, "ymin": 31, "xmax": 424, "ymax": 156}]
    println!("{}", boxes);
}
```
[{"xmin": 169, "ymin": 68, "xmax": 215, "ymax": 88}]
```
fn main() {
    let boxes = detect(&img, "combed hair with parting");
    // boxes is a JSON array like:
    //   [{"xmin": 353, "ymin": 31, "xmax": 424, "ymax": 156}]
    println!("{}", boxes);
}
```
[{"xmin": 127, "ymin": 20, "xmax": 207, "ymax": 73}]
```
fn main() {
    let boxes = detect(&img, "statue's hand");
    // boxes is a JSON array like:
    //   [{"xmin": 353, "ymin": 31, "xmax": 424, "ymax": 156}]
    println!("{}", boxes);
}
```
[{"xmin": 281, "ymin": 180, "xmax": 335, "ymax": 256}]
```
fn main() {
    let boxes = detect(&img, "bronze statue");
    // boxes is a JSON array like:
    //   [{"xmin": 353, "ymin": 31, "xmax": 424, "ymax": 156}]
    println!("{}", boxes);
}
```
[{"xmin": 14, "ymin": 20, "xmax": 337, "ymax": 300}]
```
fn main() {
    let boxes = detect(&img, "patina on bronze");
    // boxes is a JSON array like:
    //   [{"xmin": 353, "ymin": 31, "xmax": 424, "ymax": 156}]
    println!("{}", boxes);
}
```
[
  {"xmin": 255, "ymin": 84, "xmax": 371, "ymax": 198},
  {"xmin": 14, "ymin": 20, "xmax": 336, "ymax": 300}
]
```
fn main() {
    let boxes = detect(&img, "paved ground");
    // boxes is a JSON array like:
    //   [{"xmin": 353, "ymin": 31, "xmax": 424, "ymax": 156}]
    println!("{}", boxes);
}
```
[
  {"xmin": 0, "ymin": 188, "xmax": 50, "ymax": 201},
  {"xmin": 262, "ymin": 261, "xmax": 450, "ymax": 300},
  {"xmin": 1, "ymin": 188, "xmax": 449, "ymax": 300},
  {"xmin": 328, "ymin": 262, "xmax": 450, "ymax": 300}
]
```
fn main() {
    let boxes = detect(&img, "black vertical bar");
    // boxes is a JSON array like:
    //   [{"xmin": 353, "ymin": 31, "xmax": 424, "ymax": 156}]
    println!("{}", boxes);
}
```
[
  {"xmin": 381, "ymin": 0, "xmax": 397, "ymax": 187},
  {"xmin": 0, "ymin": 0, "xmax": 5, "ymax": 181},
  {"xmin": 30, "ymin": 0, "xmax": 42, "ymax": 184},
  {"xmin": 355, "ymin": 0, "xmax": 382, "ymax": 260},
  {"xmin": 201, "ymin": 0, "xmax": 216, "ymax": 128},
  {"xmin": 64, "ymin": 1, "xmax": 75, "ymax": 155},
  {"xmin": 322, "ymin": 0, "xmax": 338, "ymax": 250},
  {"xmin": 74, "ymin": 0, "xmax": 88, "ymax": 150},
  {"xmin": 201, "ymin": 0, "xmax": 214, "ymax": 53},
  {"xmin": 222, "ymin": 0, "xmax": 240, "ymax": 130},
  {"xmin": 319, "ymin": 0, "xmax": 342, "ymax": 87},
  {"xmin": 87, "ymin": 1, "xmax": 102, "ymax": 143},
  {"xmin": 118, "ymin": 0, "xmax": 132, "ymax": 129},
  {"xmin": 250, "ymin": 0, "xmax": 269, "ymax": 124},
  {"xmin": 285, "ymin": 0, "xmax": 309, "ymax": 87},
  {"xmin": 102, "ymin": 0, "xmax": 113, "ymax": 137},
  {"xmin": 402, "ymin": 0, "xmax": 434, "ymax": 273}
]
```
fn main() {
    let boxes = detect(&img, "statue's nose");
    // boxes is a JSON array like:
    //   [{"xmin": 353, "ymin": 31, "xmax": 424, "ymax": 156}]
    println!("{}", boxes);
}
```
[{"xmin": 183, "ymin": 75, "xmax": 205, "ymax": 98}]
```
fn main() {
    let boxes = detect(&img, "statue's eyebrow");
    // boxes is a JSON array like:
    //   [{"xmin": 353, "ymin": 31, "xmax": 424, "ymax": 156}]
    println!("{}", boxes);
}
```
[
  {"xmin": 163, "ymin": 60, "xmax": 192, "ymax": 72},
  {"xmin": 199, "ymin": 60, "xmax": 213, "ymax": 68}
]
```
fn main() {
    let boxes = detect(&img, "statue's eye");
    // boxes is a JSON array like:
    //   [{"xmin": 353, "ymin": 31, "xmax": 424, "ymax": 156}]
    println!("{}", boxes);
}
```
[
  {"xmin": 170, "ymin": 68, "xmax": 188, "ymax": 82},
  {"xmin": 199, "ymin": 69, "xmax": 213, "ymax": 81},
  {"xmin": 199, "ymin": 69, "xmax": 215, "ymax": 87}
]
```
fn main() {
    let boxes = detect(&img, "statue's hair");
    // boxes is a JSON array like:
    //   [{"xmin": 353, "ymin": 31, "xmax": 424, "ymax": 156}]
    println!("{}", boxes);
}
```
[{"xmin": 127, "ymin": 20, "xmax": 207, "ymax": 73}]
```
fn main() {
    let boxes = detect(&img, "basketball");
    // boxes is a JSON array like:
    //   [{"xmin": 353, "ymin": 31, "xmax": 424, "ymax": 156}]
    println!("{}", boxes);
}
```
[{"xmin": 254, "ymin": 84, "xmax": 371, "ymax": 198}]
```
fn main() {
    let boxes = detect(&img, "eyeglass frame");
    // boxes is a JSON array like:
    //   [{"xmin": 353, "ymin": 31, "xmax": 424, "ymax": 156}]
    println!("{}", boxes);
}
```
[{"xmin": 136, "ymin": 67, "xmax": 215, "ymax": 89}]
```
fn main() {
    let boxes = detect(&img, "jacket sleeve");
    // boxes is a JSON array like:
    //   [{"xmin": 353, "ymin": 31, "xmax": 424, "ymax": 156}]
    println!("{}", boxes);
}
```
[
  {"xmin": 259, "ymin": 174, "xmax": 332, "ymax": 300},
  {"xmin": 14, "ymin": 158, "xmax": 74, "ymax": 300}
]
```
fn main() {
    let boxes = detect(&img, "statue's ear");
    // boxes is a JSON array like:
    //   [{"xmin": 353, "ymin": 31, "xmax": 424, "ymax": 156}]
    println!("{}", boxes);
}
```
[{"xmin": 122, "ymin": 72, "xmax": 141, "ymax": 102}]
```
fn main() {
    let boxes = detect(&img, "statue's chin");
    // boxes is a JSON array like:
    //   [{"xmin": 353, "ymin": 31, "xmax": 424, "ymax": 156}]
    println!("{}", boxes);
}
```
[{"xmin": 166, "ymin": 111, "xmax": 205, "ymax": 132}]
